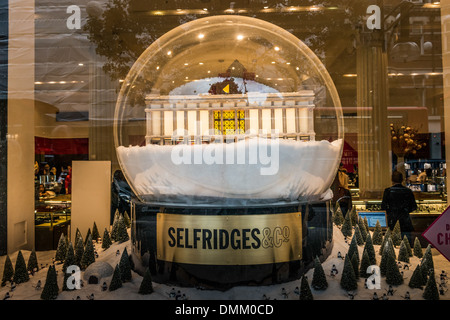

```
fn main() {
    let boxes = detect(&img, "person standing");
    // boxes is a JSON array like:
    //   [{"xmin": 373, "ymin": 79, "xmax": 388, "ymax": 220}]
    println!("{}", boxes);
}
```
[
  {"xmin": 381, "ymin": 171, "xmax": 417, "ymax": 243},
  {"xmin": 331, "ymin": 163, "xmax": 352, "ymax": 217}
]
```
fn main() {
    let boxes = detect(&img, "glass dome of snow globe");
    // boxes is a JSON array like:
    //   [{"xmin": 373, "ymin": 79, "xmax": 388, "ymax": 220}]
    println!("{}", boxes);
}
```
[{"xmin": 114, "ymin": 15, "xmax": 344, "ymax": 206}]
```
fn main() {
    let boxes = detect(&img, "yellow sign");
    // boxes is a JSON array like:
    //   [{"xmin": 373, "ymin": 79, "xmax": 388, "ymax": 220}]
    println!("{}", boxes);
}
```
[
  {"xmin": 156, "ymin": 212, "xmax": 302, "ymax": 265},
  {"xmin": 223, "ymin": 84, "xmax": 230, "ymax": 93}
]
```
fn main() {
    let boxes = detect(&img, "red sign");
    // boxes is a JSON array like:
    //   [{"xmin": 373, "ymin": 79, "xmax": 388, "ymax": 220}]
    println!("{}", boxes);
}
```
[{"xmin": 422, "ymin": 206, "xmax": 450, "ymax": 262}]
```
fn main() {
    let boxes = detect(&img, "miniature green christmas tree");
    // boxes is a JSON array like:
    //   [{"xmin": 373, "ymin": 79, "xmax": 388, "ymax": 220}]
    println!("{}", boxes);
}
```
[
  {"xmin": 403, "ymin": 235, "xmax": 413, "ymax": 257},
  {"xmin": 359, "ymin": 250, "xmax": 371, "ymax": 278},
  {"xmin": 311, "ymin": 256, "xmax": 328, "ymax": 290},
  {"xmin": 385, "ymin": 245, "xmax": 404, "ymax": 285},
  {"xmin": 1, "ymin": 255, "xmax": 14, "ymax": 286},
  {"xmin": 333, "ymin": 206, "xmax": 344, "ymax": 227},
  {"xmin": 55, "ymin": 233, "xmax": 67, "ymax": 262},
  {"xmin": 397, "ymin": 240, "xmax": 410, "ymax": 263},
  {"xmin": 138, "ymin": 268, "xmax": 154, "ymax": 295},
  {"xmin": 119, "ymin": 248, "xmax": 132, "ymax": 282},
  {"xmin": 117, "ymin": 216, "xmax": 130, "ymax": 243},
  {"xmin": 13, "ymin": 250, "xmax": 29, "ymax": 284},
  {"xmin": 62, "ymin": 242, "xmax": 76, "ymax": 291},
  {"xmin": 299, "ymin": 275, "xmax": 313, "ymax": 300},
  {"xmin": 354, "ymin": 225, "xmax": 365, "ymax": 246},
  {"xmin": 84, "ymin": 228, "xmax": 92, "ymax": 246},
  {"xmin": 379, "ymin": 228, "xmax": 391, "ymax": 256},
  {"xmin": 363, "ymin": 233, "xmax": 376, "ymax": 265},
  {"xmin": 413, "ymin": 237, "xmax": 423, "ymax": 258},
  {"xmin": 391, "ymin": 221, "xmax": 402, "ymax": 246},
  {"xmin": 341, "ymin": 210, "xmax": 353, "ymax": 238},
  {"xmin": 380, "ymin": 238, "xmax": 396, "ymax": 276},
  {"xmin": 92, "ymin": 222, "xmax": 100, "ymax": 243},
  {"xmin": 340, "ymin": 254, "xmax": 358, "ymax": 291},
  {"xmin": 81, "ymin": 234, "xmax": 95, "ymax": 270},
  {"xmin": 109, "ymin": 264, "xmax": 123, "ymax": 291},
  {"xmin": 111, "ymin": 211, "xmax": 120, "ymax": 241},
  {"xmin": 372, "ymin": 220, "xmax": 383, "ymax": 245},
  {"xmin": 27, "ymin": 249, "xmax": 39, "ymax": 273},
  {"xmin": 357, "ymin": 217, "xmax": 368, "ymax": 242},
  {"xmin": 74, "ymin": 236, "xmax": 85, "ymax": 267},
  {"xmin": 423, "ymin": 269, "xmax": 439, "ymax": 300},
  {"xmin": 347, "ymin": 235, "xmax": 359, "ymax": 266},
  {"xmin": 62, "ymin": 242, "xmax": 75, "ymax": 274},
  {"xmin": 350, "ymin": 206, "xmax": 358, "ymax": 227},
  {"xmin": 363, "ymin": 217, "xmax": 370, "ymax": 234},
  {"xmin": 408, "ymin": 264, "xmax": 424, "ymax": 289},
  {"xmin": 351, "ymin": 252, "xmax": 360, "ymax": 280},
  {"xmin": 75, "ymin": 228, "xmax": 82, "ymax": 244},
  {"xmin": 102, "ymin": 228, "xmax": 112, "ymax": 250},
  {"xmin": 124, "ymin": 211, "xmax": 131, "ymax": 228},
  {"xmin": 40, "ymin": 265, "xmax": 59, "ymax": 300},
  {"xmin": 420, "ymin": 245, "xmax": 434, "ymax": 283}
]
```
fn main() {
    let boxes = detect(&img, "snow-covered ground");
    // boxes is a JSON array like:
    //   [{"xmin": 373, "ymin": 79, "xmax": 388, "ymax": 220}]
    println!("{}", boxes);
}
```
[
  {"xmin": 0, "ymin": 224, "xmax": 449, "ymax": 301},
  {"xmin": 117, "ymin": 138, "xmax": 342, "ymax": 202}
]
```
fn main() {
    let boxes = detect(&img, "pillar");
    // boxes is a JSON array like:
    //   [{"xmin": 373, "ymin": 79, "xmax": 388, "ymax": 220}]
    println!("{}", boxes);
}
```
[{"xmin": 356, "ymin": 29, "xmax": 392, "ymax": 199}]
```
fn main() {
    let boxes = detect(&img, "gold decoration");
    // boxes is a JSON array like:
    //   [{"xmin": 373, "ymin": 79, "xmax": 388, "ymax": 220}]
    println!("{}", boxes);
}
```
[{"xmin": 390, "ymin": 123, "xmax": 426, "ymax": 157}]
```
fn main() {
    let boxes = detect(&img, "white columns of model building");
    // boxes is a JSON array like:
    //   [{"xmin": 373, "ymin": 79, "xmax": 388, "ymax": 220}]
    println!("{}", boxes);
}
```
[{"xmin": 145, "ymin": 92, "xmax": 316, "ymax": 144}]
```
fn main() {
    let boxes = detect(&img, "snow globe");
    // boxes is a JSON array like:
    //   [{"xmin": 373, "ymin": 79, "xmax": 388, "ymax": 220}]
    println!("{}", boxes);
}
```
[{"xmin": 114, "ymin": 15, "xmax": 343, "ymax": 288}]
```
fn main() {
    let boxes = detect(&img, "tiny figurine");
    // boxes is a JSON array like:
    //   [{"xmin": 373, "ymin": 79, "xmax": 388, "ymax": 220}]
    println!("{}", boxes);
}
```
[
  {"xmin": 372, "ymin": 292, "xmax": 379, "ymax": 300},
  {"xmin": 101, "ymin": 282, "xmax": 108, "ymax": 291},
  {"xmin": 294, "ymin": 286, "xmax": 300, "ymax": 295},
  {"xmin": 169, "ymin": 288, "xmax": 176, "ymax": 298},
  {"xmin": 10, "ymin": 282, "xmax": 16, "ymax": 291},
  {"xmin": 34, "ymin": 280, "xmax": 42, "ymax": 290},
  {"xmin": 330, "ymin": 264, "xmax": 338, "ymax": 276},
  {"xmin": 386, "ymin": 285, "xmax": 395, "ymax": 296},
  {"xmin": 403, "ymin": 264, "xmax": 410, "ymax": 270},
  {"xmin": 3, "ymin": 292, "xmax": 11, "ymax": 300},
  {"xmin": 403, "ymin": 291, "xmax": 411, "ymax": 300},
  {"xmin": 87, "ymin": 293, "xmax": 95, "ymax": 300},
  {"xmin": 175, "ymin": 290, "xmax": 182, "ymax": 300},
  {"xmin": 281, "ymin": 287, "xmax": 288, "ymax": 299},
  {"xmin": 262, "ymin": 294, "xmax": 270, "ymax": 300},
  {"xmin": 347, "ymin": 291, "xmax": 356, "ymax": 300},
  {"xmin": 337, "ymin": 251, "xmax": 343, "ymax": 260},
  {"xmin": 439, "ymin": 284, "xmax": 448, "ymax": 295},
  {"xmin": 116, "ymin": 249, "xmax": 120, "ymax": 256},
  {"xmin": 382, "ymin": 293, "xmax": 389, "ymax": 300}
]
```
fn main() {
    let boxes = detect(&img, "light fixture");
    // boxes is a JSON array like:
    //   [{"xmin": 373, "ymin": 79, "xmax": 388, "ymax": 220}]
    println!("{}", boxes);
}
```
[
  {"xmin": 199, "ymin": 62, "xmax": 204, "ymax": 65},
  {"xmin": 274, "ymin": 46, "xmax": 280, "ymax": 51},
  {"xmin": 198, "ymin": 33, "xmax": 205, "ymax": 39},
  {"xmin": 271, "ymin": 61, "xmax": 276, "ymax": 64},
  {"xmin": 167, "ymin": 50, "xmax": 172, "ymax": 56},
  {"xmin": 184, "ymin": 63, "xmax": 189, "ymax": 66},
  {"xmin": 236, "ymin": 34, "xmax": 244, "ymax": 40},
  {"xmin": 156, "ymin": 66, "xmax": 160, "ymax": 70},
  {"xmin": 78, "ymin": 63, "xmax": 84, "ymax": 66}
]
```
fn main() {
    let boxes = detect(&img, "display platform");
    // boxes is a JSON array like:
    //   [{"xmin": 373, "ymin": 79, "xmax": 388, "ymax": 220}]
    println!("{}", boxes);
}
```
[{"xmin": 129, "ymin": 196, "xmax": 333, "ymax": 290}]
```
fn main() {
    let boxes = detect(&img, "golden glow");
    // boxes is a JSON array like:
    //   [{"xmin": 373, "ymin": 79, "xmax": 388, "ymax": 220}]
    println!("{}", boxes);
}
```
[
  {"xmin": 198, "ymin": 33, "xmax": 205, "ymax": 39},
  {"xmin": 236, "ymin": 34, "xmax": 244, "ymax": 41}
]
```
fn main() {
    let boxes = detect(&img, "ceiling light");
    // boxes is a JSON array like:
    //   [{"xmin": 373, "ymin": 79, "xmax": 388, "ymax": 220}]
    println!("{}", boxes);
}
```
[
  {"xmin": 236, "ymin": 34, "xmax": 244, "ymax": 40},
  {"xmin": 198, "ymin": 33, "xmax": 205, "ymax": 39}
]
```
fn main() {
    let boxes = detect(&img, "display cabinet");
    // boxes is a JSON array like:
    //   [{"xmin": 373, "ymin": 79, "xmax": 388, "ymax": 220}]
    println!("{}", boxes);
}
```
[{"xmin": 35, "ymin": 197, "xmax": 71, "ymax": 251}]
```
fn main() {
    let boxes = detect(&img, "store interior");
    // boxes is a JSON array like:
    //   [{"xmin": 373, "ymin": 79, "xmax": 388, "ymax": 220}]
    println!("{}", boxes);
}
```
[{"xmin": 17, "ymin": 0, "xmax": 447, "ymax": 253}]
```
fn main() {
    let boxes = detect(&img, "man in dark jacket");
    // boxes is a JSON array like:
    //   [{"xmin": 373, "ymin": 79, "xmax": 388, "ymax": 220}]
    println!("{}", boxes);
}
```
[{"xmin": 381, "ymin": 171, "xmax": 417, "ymax": 243}]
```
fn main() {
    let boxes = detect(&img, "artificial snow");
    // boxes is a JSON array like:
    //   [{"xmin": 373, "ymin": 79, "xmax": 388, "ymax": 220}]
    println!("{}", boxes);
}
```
[
  {"xmin": 1, "ymin": 224, "xmax": 449, "ymax": 300},
  {"xmin": 117, "ymin": 138, "xmax": 342, "ymax": 203}
]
